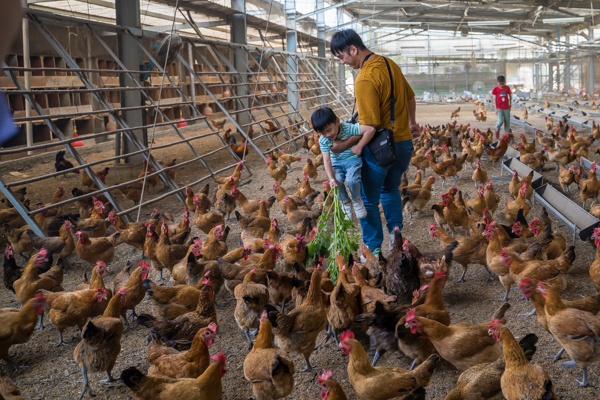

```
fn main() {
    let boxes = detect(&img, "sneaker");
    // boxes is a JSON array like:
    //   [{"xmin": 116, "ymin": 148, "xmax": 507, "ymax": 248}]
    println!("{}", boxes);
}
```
[
  {"xmin": 495, "ymin": 130, "xmax": 499, "ymax": 139},
  {"xmin": 353, "ymin": 200, "xmax": 367, "ymax": 219},
  {"xmin": 359, "ymin": 247, "xmax": 381, "ymax": 263},
  {"xmin": 342, "ymin": 202, "xmax": 353, "ymax": 221}
]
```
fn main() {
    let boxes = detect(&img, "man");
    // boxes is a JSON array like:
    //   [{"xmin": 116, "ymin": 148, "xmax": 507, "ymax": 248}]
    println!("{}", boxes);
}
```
[
  {"xmin": 491, "ymin": 75, "xmax": 511, "ymax": 138},
  {"xmin": 329, "ymin": 29, "xmax": 418, "ymax": 255}
]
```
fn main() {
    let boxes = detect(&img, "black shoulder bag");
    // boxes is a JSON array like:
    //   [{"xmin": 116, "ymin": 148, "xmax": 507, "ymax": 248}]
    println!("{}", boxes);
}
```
[{"xmin": 350, "ymin": 55, "xmax": 397, "ymax": 168}]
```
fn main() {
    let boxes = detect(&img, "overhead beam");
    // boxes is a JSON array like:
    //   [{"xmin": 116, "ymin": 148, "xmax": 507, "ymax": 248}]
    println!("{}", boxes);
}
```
[
  {"xmin": 296, "ymin": 0, "xmax": 360, "ymax": 21},
  {"xmin": 146, "ymin": 20, "xmax": 226, "ymax": 31},
  {"xmin": 326, "ymin": 6, "xmax": 403, "ymax": 31}
]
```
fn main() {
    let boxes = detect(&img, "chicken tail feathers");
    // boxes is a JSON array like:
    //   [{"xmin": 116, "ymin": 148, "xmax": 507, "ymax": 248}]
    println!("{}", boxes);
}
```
[
  {"xmin": 398, "ymin": 386, "xmax": 426, "ymax": 400},
  {"xmin": 142, "ymin": 279, "xmax": 154, "ymax": 296},
  {"xmin": 135, "ymin": 313, "xmax": 157, "ymax": 328},
  {"xmin": 518, "ymin": 333, "xmax": 538, "ymax": 361},
  {"xmin": 120, "ymin": 367, "xmax": 146, "ymax": 392},
  {"xmin": 491, "ymin": 302, "xmax": 511, "ymax": 323},
  {"xmin": 411, "ymin": 354, "xmax": 439, "ymax": 387}
]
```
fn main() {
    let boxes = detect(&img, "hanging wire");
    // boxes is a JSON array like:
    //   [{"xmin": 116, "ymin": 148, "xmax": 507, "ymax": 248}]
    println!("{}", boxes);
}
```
[{"xmin": 135, "ymin": 0, "xmax": 181, "ymax": 223}]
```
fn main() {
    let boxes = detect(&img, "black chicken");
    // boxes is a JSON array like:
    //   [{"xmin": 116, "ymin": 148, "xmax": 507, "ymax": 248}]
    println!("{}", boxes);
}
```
[
  {"xmin": 3, "ymin": 244, "xmax": 22, "ymax": 293},
  {"xmin": 55, "ymin": 151, "xmax": 79, "ymax": 176},
  {"xmin": 384, "ymin": 229, "xmax": 420, "ymax": 304}
]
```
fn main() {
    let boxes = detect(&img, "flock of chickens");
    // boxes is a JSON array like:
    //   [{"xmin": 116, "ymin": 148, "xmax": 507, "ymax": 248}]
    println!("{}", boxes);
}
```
[{"xmin": 0, "ymin": 103, "xmax": 600, "ymax": 400}]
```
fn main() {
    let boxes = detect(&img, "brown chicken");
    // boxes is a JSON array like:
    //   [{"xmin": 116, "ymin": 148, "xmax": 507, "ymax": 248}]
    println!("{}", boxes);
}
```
[
  {"xmin": 264, "ymin": 266, "xmax": 327, "ymax": 371},
  {"xmin": 81, "ymin": 166, "xmax": 109, "ymax": 189},
  {"xmin": 404, "ymin": 303, "xmax": 509, "ymax": 371},
  {"xmin": 274, "ymin": 149, "xmax": 302, "ymax": 170},
  {"xmin": 266, "ymin": 157, "xmax": 288, "ymax": 185},
  {"xmin": 265, "ymin": 270, "xmax": 301, "ymax": 312},
  {"xmin": 486, "ymin": 133, "xmax": 511, "ymax": 164},
  {"xmin": 303, "ymin": 158, "xmax": 318, "ymax": 183},
  {"xmin": 590, "ymin": 228, "xmax": 600, "ymax": 292},
  {"xmin": 443, "ymin": 333, "xmax": 540, "ymax": 400},
  {"xmin": 74, "ymin": 230, "xmax": 121, "ymax": 265},
  {"xmin": 237, "ymin": 202, "xmax": 271, "ymax": 239},
  {"xmin": 214, "ymin": 187, "xmax": 237, "ymax": 221},
  {"xmin": 487, "ymin": 320, "xmax": 557, "ymax": 399},
  {"xmin": 120, "ymin": 352, "xmax": 227, "ymax": 400},
  {"xmin": 451, "ymin": 107, "xmax": 461, "ymax": 119},
  {"xmin": 282, "ymin": 196, "xmax": 320, "ymax": 227},
  {"xmin": 471, "ymin": 160, "xmax": 487, "ymax": 188},
  {"xmin": 441, "ymin": 192, "xmax": 468, "ymax": 235},
  {"xmin": 426, "ymin": 151, "xmax": 457, "ymax": 188},
  {"xmin": 232, "ymin": 186, "xmax": 274, "ymax": 216},
  {"xmin": 201, "ymin": 224, "xmax": 228, "ymax": 261},
  {"xmin": 580, "ymin": 160, "xmax": 600, "ymax": 209},
  {"xmin": 0, "ymin": 294, "xmax": 46, "ymax": 371},
  {"xmin": 192, "ymin": 195, "xmax": 224, "ymax": 235},
  {"xmin": 3, "ymin": 224, "xmax": 33, "ymax": 259},
  {"xmin": 138, "ymin": 160, "xmax": 159, "ymax": 194},
  {"xmin": 137, "ymin": 280, "xmax": 217, "ymax": 346},
  {"xmin": 318, "ymin": 369, "xmax": 348, "ymax": 400},
  {"xmin": 114, "ymin": 261, "xmax": 150, "ymax": 325},
  {"xmin": 155, "ymin": 220, "xmax": 188, "ymax": 281},
  {"xmin": 235, "ymin": 269, "xmax": 270, "ymax": 349},
  {"xmin": 279, "ymin": 233, "xmax": 307, "ymax": 269},
  {"xmin": 107, "ymin": 211, "xmax": 146, "ymax": 251},
  {"xmin": 13, "ymin": 249, "xmax": 63, "ymax": 308},
  {"xmin": 41, "ymin": 287, "xmax": 109, "ymax": 346},
  {"xmin": 483, "ymin": 180, "xmax": 499, "ymax": 214},
  {"xmin": 327, "ymin": 264, "xmax": 360, "ymax": 344},
  {"xmin": 147, "ymin": 324, "xmax": 217, "ymax": 378},
  {"xmin": 340, "ymin": 330, "xmax": 439, "ymax": 400},
  {"xmin": 504, "ymin": 183, "xmax": 531, "ymax": 222},
  {"xmin": 402, "ymin": 176, "xmax": 435, "ymax": 218},
  {"xmin": 73, "ymin": 289, "xmax": 124, "ymax": 399},
  {"xmin": 543, "ymin": 284, "xmax": 600, "ymax": 387},
  {"xmin": 75, "ymin": 198, "xmax": 108, "ymax": 238},
  {"xmin": 243, "ymin": 311, "xmax": 294, "ymax": 400},
  {"xmin": 465, "ymin": 186, "xmax": 487, "ymax": 217}
]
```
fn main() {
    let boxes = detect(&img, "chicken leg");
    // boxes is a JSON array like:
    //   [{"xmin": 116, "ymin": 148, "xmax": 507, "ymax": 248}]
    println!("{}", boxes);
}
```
[
  {"xmin": 57, "ymin": 332, "xmax": 68, "ymax": 346},
  {"xmin": 372, "ymin": 349, "xmax": 386, "ymax": 366},
  {"xmin": 562, "ymin": 361, "xmax": 588, "ymax": 386},
  {"xmin": 303, "ymin": 355, "xmax": 318, "ymax": 372},
  {"xmin": 78, "ymin": 365, "xmax": 95, "ymax": 400},
  {"xmin": 243, "ymin": 327, "xmax": 253, "ymax": 349}
]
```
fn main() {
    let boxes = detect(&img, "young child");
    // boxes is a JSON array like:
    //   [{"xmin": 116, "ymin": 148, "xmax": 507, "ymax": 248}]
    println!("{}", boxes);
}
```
[
  {"xmin": 312, "ymin": 107, "xmax": 367, "ymax": 220},
  {"xmin": 492, "ymin": 75, "xmax": 512, "ymax": 138}
]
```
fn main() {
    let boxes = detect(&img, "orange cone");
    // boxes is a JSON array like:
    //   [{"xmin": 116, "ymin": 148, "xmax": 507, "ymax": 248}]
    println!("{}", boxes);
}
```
[
  {"xmin": 72, "ymin": 122, "xmax": 84, "ymax": 147},
  {"xmin": 177, "ymin": 111, "xmax": 187, "ymax": 128}
]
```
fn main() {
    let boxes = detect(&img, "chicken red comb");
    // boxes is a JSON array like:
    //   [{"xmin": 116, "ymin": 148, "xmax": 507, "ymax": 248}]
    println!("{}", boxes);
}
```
[
  {"xmin": 194, "ymin": 238, "xmax": 202, "ymax": 248},
  {"xmin": 266, "ymin": 157, "xmax": 272, "ymax": 163},
  {"xmin": 537, "ymin": 280, "xmax": 547, "ymax": 288},
  {"xmin": 108, "ymin": 211, "xmax": 116, "ymax": 218},
  {"xmin": 138, "ymin": 261, "xmax": 150, "ymax": 270},
  {"xmin": 34, "ymin": 293, "xmax": 45, "ymax": 301},
  {"xmin": 488, "ymin": 319, "xmax": 502, "ymax": 329},
  {"xmin": 118, "ymin": 289, "xmax": 126, "ymax": 296},
  {"xmin": 193, "ymin": 194, "xmax": 199, "ymax": 202},
  {"xmin": 250, "ymin": 268, "xmax": 257, "ymax": 274},
  {"xmin": 202, "ymin": 278, "xmax": 214, "ymax": 288},
  {"xmin": 433, "ymin": 270, "xmax": 446, "ymax": 280},
  {"xmin": 208, "ymin": 322, "xmax": 217, "ymax": 333},
  {"xmin": 261, "ymin": 310, "xmax": 268, "ymax": 319},
  {"xmin": 318, "ymin": 370, "xmax": 333, "ymax": 384},
  {"xmin": 340, "ymin": 330, "xmax": 354, "ymax": 343},
  {"xmin": 518, "ymin": 277, "xmax": 532, "ymax": 289},
  {"xmin": 412, "ymin": 289, "xmax": 420, "ymax": 299},
  {"xmin": 318, "ymin": 257, "xmax": 324, "ymax": 263},
  {"xmin": 210, "ymin": 352, "xmax": 227, "ymax": 364},
  {"xmin": 406, "ymin": 308, "xmax": 417, "ymax": 322},
  {"xmin": 204, "ymin": 271, "xmax": 211, "ymax": 277},
  {"xmin": 97, "ymin": 287, "xmax": 108, "ymax": 295},
  {"xmin": 38, "ymin": 248, "xmax": 48, "ymax": 258},
  {"xmin": 96, "ymin": 261, "xmax": 106, "ymax": 267}
]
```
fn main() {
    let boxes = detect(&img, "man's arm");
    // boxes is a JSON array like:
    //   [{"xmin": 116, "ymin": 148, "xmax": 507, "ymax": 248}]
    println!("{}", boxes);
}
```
[
  {"xmin": 351, "ymin": 125, "xmax": 377, "ymax": 156},
  {"xmin": 330, "ymin": 135, "xmax": 361, "ymax": 153},
  {"xmin": 408, "ymin": 97, "xmax": 420, "ymax": 137}
]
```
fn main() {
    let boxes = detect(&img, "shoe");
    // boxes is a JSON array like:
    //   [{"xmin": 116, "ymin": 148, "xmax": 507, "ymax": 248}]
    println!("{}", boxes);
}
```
[
  {"xmin": 353, "ymin": 200, "xmax": 367, "ymax": 219},
  {"xmin": 495, "ymin": 130, "xmax": 499, "ymax": 139},
  {"xmin": 389, "ymin": 232, "xmax": 394, "ymax": 252},
  {"xmin": 342, "ymin": 202, "xmax": 353, "ymax": 221},
  {"xmin": 360, "ymin": 247, "xmax": 380, "ymax": 263}
]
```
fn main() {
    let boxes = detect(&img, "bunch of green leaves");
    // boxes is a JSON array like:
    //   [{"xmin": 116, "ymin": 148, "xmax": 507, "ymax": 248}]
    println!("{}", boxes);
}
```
[{"xmin": 306, "ymin": 185, "xmax": 360, "ymax": 283}]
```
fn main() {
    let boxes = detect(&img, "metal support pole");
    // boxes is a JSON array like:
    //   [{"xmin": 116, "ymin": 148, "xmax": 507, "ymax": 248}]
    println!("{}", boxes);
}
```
[
  {"xmin": 316, "ymin": 0, "xmax": 326, "ymax": 104},
  {"xmin": 336, "ymin": 8, "xmax": 345, "ymax": 94},
  {"xmin": 115, "ymin": 0, "xmax": 145, "ymax": 163},
  {"xmin": 22, "ymin": 15, "xmax": 33, "ymax": 155},
  {"xmin": 188, "ymin": 43, "xmax": 197, "ymax": 117},
  {"xmin": 589, "ymin": 25, "xmax": 595, "ymax": 95},
  {"xmin": 285, "ymin": 0, "xmax": 299, "ymax": 114},
  {"xmin": 565, "ymin": 49, "xmax": 571, "ymax": 94},
  {"xmin": 231, "ymin": 0, "xmax": 250, "ymax": 130}
]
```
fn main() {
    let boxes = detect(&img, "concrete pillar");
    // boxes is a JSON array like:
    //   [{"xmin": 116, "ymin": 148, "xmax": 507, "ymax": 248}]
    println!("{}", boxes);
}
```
[
  {"xmin": 316, "ymin": 0, "xmax": 326, "ymax": 103},
  {"xmin": 231, "ymin": 0, "xmax": 249, "ymax": 129},
  {"xmin": 589, "ymin": 25, "xmax": 595, "ymax": 95},
  {"xmin": 115, "ymin": 0, "xmax": 145, "ymax": 163},
  {"xmin": 336, "ymin": 8, "xmax": 345, "ymax": 94},
  {"xmin": 285, "ymin": 0, "xmax": 299, "ymax": 113}
]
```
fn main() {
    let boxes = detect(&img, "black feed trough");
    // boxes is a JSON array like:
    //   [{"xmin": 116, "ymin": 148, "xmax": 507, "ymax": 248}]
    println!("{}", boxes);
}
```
[
  {"xmin": 501, "ymin": 157, "xmax": 543, "ymax": 189},
  {"xmin": 533, "ymin": 184, "xmax": 600, "ymax": 243}
]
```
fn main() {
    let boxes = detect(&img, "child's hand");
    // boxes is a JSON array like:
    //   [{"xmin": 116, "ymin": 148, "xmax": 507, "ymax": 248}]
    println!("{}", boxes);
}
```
[
  {"xmin": 351, "ymin": 145, "xmax": 363, "ymax": 156},
  {"xmin": 329, "ymin": 178, "xmax": 339, "ymax": 187}
]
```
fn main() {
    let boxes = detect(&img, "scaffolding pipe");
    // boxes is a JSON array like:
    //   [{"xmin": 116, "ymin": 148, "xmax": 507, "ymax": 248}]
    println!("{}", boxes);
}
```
[{"xmin": 22, "ymin": 15, "xmax": 33, "ymax": 155}]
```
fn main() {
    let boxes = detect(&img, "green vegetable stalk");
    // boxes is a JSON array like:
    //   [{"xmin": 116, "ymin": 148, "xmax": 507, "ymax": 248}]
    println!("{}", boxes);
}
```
[{"xmin": 306, "ymin": 185, "xmax": 360, "ymax": 283}]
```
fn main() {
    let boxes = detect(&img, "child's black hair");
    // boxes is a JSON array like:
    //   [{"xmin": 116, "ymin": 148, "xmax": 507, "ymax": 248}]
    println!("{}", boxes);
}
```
[
  {"xmin": 311, "ymin": 107, "xmax": 338, "ymax": 133},
  {"xmin": 497, "ymin": 75, "xmax": 506, "ymax": 83},
  {"xmin": 330, "ymin": 29, "xmax": 366, "ymax": 56}
]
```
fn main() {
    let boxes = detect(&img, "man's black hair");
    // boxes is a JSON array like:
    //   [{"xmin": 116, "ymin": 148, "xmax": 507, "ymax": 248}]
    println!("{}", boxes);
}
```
[
  {"xmin": 497, "ymin": 75, "xmax": 506, "ymax": 83},
  {"xmin": 330, "ymin": 29, "xmax": 366, "ymax": 56},
  {"xmin": 311, "ymin": 107, "xmax": 338, "ymax": 133}
]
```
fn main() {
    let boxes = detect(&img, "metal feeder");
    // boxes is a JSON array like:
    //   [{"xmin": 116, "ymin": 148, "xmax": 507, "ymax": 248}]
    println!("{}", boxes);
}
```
[
  {"xmin": 501, "ymin": 157, "xmax": 543, "ymax": 189},
  {"xmin": 533, "ymin": 184, "xmax": 600, "ymax": 243}
]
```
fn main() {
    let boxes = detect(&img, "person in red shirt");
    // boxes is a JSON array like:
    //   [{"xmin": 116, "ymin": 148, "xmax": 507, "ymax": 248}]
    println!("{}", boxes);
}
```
[{"xmin": 491, "ymin": 75, "xmax": 511, "ymax": 138}]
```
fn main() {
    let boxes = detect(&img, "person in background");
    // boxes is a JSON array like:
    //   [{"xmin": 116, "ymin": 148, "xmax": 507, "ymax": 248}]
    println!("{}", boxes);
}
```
[
  {"xmin": 329, "ymin": 29, "xmax": 418, "ymax": 256},
  {"xmin": 312, "ymin": 106, "xmax": 369, "ymax": 220},
  {"xmin": 0, "ymin": 0, "xmax": 22, "ymax": 145},
  {"xmin": 492, "ymin": 75, "xmax": 512, "ymax": 138}
]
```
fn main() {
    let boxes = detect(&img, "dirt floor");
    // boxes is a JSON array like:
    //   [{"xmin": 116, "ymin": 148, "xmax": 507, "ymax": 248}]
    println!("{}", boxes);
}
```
[{"xmin": 2, "ymin": 102, "xmax": 600, "ymax": 399}]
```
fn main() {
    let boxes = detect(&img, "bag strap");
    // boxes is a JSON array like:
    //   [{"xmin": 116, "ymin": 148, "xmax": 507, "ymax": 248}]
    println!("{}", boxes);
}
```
[
  {"xmin": 351, "ymin": 55, "xmax": 396, "ymax": 129},
  {"xmin": 382, "ymin": 57, "xmax": 395, "ymax": 129}
]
